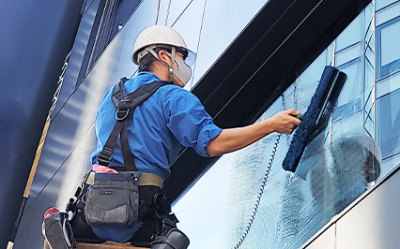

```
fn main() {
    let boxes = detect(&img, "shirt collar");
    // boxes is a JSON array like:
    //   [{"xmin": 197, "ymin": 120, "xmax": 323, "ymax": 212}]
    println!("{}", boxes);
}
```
[{"xmin": 135, "ymin": 71, "xmax": 162, "ymax": 85}]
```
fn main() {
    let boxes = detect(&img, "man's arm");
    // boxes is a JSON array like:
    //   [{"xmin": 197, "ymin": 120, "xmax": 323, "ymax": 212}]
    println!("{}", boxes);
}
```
[{"xmin": 206, "ymin": 109, "xmax": 301, "ymax": 157}]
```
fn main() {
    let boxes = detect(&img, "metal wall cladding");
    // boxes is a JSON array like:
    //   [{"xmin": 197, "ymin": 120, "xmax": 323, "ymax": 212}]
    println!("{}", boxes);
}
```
[{"xmin": 0, "ymin": 1, "xmax": 84, "ymax": 248}]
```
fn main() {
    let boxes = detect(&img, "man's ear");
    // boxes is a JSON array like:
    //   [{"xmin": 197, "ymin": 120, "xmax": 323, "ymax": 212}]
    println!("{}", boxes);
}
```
[{"xmin": 158, "ymin": 50, "xmax": 171, "ymax": 64}]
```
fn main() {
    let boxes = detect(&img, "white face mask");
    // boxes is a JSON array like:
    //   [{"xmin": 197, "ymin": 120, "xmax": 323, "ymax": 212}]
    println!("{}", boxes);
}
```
[
  {"xmin": 165, "ymin": 49, "xmax": 193, "ymax": 86},
  {"xmin": 173, "ymin": 57, "xmax": 192, "ymax": 86}
]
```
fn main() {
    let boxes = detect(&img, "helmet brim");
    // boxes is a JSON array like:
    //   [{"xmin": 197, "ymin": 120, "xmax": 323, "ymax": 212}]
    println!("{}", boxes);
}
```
[{"xmin": 132, "ymin": 46, "xmax": 196, "ymax": 67}]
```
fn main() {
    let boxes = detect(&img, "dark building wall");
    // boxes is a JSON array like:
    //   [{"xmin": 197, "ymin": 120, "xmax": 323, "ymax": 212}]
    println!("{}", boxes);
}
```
[{"xmin": 0, "ymin": 1, "xmax": 84, "ymax": 248}]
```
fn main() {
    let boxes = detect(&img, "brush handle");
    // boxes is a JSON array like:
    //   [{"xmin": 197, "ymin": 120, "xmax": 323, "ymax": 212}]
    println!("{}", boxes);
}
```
[{"xmin": 292, "ymin": 114, "xmax": 303, "ymax": 120}]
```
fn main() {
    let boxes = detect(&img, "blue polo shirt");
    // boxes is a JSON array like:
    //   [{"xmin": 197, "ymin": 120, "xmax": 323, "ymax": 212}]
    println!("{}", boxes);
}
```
[{"xmin": 90, "ymin": 72, "xmax": 222, "ymax": 180}]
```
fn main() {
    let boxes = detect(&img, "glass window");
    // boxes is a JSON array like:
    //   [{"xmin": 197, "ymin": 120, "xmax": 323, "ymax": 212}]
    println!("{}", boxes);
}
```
[
  {"xmin": 365, "ymin": 91, "xmax": 373, "ymax": 115},
  {"xmin": 109, "ymin": 0, "xmax": 141, "ymax": 39},
  {"xmin": 337, "ymin": 59, "xmax": 363, "ymax": 107},
  {"xmin": 364, "ymin": 58, "xmax": 374, "ymax": 103},
  {"xmin": 376, "ymin": 89, "xmax": 400, "ymax": 158},
  {"xmin": 166, "ymin": 0, "xmax": 193, "ymax": 26},
  {"xmin": 376, "ymin": 70, "xmax": 400, "ymax": 98},
  {"xmin": 170, "ymin": 0, "xmax": 208, "ymax": 89},
  {"xmin": 376, "ymin": 16, "xmax": 400, "ymax": 78},
  {"xmin": 113, "ymin": 0, "xmax": 163, "ymax": 78},
  {"xmin": 376, "ymin": 1, "xmax": 400, "ymax": 26},
  {"xmin": 380, "ymin": 152, "xmax": 400, "ymax": 179},
  {"xmin": 192, "ymin": 0, "xmax": 268, "ymax": 83},
  {"xmin": 376, "ymin": 0, "xmax": 399, "ymax": 11},
  {"xmin": 88, "ymin": 0, "xmax": 121, "ymax": 69},
  {"xmin": 335, "ymin": 43, "xmax": 362, "ymax": 66},
  {"xmin": 364, "ymin": 112, "xmax": 374, "ymax": 134},
  {"xmin": 174, "ymin": 5, "xmax": 384, "ymax": 249},
  {"xmin": 175, "ymin": 54, "xmax": 373, "ymax": 249},
  {"xmin": 380, "ymin": 22, "xmax": 400, "ymax": 66},
  {"xmin": 336, "ymin": 15, "xmax": 362, "ymax": 51},
  {"xmin": 363, "ymin": 2, "xmax": 373, "ymax": 34},
  {"xmin": 365, "ymin": 45, "xmax": 374, "ymax": 65}
]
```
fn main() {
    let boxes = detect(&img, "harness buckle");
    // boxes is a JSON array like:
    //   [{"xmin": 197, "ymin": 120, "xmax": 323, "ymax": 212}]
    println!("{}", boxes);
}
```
[
  {"xmin": 97, "ymin": 146, "xmax": 114, "ymax": 165},
  {"xmin": 115, "ymin": 107, "xmax": 130, "ymax": 121}
]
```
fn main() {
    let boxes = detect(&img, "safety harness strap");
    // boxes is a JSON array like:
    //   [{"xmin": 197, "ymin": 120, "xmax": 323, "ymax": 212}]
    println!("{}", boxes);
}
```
[{"xmin": 97, "ymin": 78, "xmax": 171, "ymax": 171}]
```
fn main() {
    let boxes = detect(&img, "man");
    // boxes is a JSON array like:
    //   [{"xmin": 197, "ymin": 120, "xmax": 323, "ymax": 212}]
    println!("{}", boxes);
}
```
[{"xmin": 87, "ymin": 25, "xmax": 301, "ymax": 248}]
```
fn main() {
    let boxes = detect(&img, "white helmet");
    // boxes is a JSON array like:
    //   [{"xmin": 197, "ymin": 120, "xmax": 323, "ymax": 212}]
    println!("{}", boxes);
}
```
[{"xmin": 131, "ymin": 25, "xmax": 195, "ymax": 65}]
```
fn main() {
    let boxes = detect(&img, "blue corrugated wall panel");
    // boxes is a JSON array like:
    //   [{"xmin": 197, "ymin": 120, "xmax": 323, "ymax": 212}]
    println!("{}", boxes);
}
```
[{"xmin": 0, "ymin": 1, "xmax": 84, "ymax": 248}]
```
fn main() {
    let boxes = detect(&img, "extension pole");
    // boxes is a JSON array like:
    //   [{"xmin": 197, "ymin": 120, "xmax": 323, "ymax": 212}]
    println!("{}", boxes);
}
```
[
  {"xmin": 6, "ymin": 116, "xmax": 52, "ymax": 249},
  {"xmin": 7, "ymin": 51, "xmax": 69, "ymax": 249}
]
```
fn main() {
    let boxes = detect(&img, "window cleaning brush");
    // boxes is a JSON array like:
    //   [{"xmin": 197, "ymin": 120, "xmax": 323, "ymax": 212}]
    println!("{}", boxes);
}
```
[{"xmin": 282, "ymin": 66, "xmax": 347, "ymax": 174}]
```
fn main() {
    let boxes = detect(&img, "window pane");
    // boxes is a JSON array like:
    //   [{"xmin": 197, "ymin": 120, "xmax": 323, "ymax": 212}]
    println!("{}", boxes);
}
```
[
  {"xmin": 376, "ymin": 0, "xmax": 398, "ymax": 11},
  {"xmin": 336, "ymin": 16, "xmax": 362, "ymax": 51},
  {"xmin": 365, "ymin": 46, "xmax": 374, "ymax": 66},
  {"xmin": 364, "ymin": 114, "xmax": 374, "ymax": 137},
  {"xmin": 381, "ymin": 21, "xmax": 400, "ymax": 65},
  {"xmin": 337, "ymin": 59, "xmax": 363, "ymax": 107},
  {"xmin": 380, "ymin": 152, "xmax": 400, "ymax": 179},
  {"xmin": 376, "ymin": 1, "xmax": 400, "ymax": 25},
  {"xmin": 376, "ymin": 89, "xmax": 400, "ymax": 158},
  {"xmin": 335, "ymin": 43, "xmax": 362, "ymax": 66},
  {"xmin": 170, "ymin": 0, "xmax": 207, "ymax": 89},
  {"xmin": 364, "ymin": 59, "xmax": 374, "ymax": 103},
  {"xmin": 193, "ymin": 0, "xmax": 269, "ymax": 83},
  {"xmin": 376, "ymin": 70, "xmax": 400, "ymax": 98},
  {"xmin": 377, "ymin": 17, "xmax": 400, "ymax": 78},
  {"xmin": 166, "ymin": 0, "xmax": 193, "ymax": 26}
]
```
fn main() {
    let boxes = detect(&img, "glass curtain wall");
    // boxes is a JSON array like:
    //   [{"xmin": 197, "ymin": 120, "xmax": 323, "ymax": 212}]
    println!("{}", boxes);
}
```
[{"xmin": 173, "ymin": 1, "xmax": 400, "ymax": 248}]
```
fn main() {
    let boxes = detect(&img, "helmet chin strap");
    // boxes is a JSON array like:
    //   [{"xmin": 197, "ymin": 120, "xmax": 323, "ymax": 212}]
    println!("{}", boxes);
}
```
[{"xmin": 167, "ymin": 46, "xmax": 176, "ymax": 82}]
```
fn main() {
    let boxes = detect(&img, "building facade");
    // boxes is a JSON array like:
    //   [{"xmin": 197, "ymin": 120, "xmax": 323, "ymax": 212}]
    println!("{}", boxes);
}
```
[{"xmin": 10, "ymin": 0, "xmax": 400, "ymax": 249}]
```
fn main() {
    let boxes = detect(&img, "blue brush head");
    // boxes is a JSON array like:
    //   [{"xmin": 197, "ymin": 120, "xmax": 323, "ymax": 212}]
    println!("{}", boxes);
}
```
[{"xmin": 282, "ymin": 66, "xmax": 347, "ymax": 173}]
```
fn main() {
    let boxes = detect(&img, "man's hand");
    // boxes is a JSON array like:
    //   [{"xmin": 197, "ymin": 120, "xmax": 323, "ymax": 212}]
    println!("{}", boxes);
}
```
[{"xmin": 269, "ymin": 109, "xmax": 302, "ymax": 134}]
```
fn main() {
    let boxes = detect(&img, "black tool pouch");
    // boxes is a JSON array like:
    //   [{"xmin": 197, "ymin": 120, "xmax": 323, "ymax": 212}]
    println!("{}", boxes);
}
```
[
  {"xmin": 84, "ymin": 171, "xmax": 139, "ymax": 228},
  {"xmin": 42, "ymin": 212, "xmax": 75, "ymax": 249}
]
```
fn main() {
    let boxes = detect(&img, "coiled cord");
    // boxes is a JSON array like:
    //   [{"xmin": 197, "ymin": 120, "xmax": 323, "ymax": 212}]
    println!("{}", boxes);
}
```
[{"xmin": 233, "ymin": 133, "xmax": 282, "ymax": 249}]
